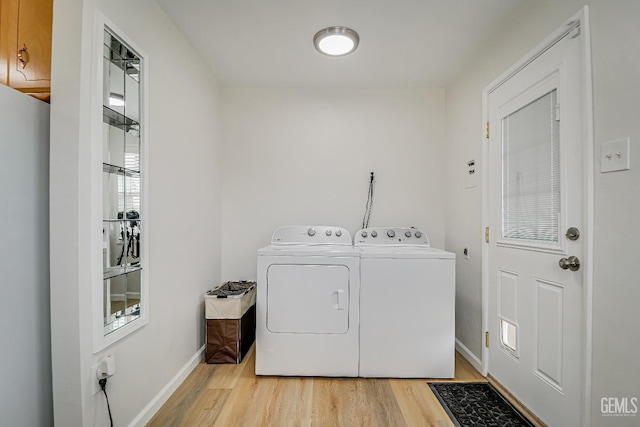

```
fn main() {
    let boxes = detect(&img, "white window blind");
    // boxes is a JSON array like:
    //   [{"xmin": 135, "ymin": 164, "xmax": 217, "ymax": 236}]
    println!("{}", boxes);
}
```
[
  {"xmin": 502, "ymin": 89, "xmax": 560, "ymax": 243},
  {"xmin": 117, "ymin": 173, "xmax": 140, "ymax": 214}
]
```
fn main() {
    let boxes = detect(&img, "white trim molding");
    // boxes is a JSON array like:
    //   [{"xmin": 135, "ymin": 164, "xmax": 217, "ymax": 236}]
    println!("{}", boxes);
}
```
[
  {"xmin": 128, "ymin": 345, "xmax": 205, "ymax": 427},
  {"xmin": 456, "ymin": 338, "xmax": 483, "ymax": 374}
]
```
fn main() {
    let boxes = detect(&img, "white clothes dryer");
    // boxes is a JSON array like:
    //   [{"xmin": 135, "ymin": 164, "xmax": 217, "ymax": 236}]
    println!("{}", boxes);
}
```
[
  {"xmin": 355, "ymin": 227, "xmax": 455, "ymax": 378},
  {"xmin": 256, "ymin": 226, "xmax": 360, "ymax": 377}
]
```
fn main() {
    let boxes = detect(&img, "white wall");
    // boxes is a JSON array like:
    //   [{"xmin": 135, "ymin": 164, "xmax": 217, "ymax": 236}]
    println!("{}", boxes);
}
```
[
  {"xmin": 220, "ymin": 88, "xmax": 446, "ymax": 281},
  {"xmin": 445, "ymin": 0, "xmax": 640, "ymax": 424},
  {"xmin": 588, "ymin": 1, "xmax": 640, "ymax": 424},
  {"xmin": 0, "ymin": 86, "xmax": 52, "ymax": 426},
  {"xmin": 49, "ymin": 0, "xmax": 223, "ymax": 425}
]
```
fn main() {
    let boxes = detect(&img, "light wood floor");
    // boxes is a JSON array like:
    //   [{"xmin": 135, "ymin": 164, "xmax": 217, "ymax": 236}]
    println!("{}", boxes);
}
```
[{"xmin": 148, "ymin": 345, "xmax": 485, "ymax": 427}]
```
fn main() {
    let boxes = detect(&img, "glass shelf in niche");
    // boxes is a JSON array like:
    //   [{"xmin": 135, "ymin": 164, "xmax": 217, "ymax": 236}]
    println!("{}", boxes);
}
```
[
  {"xmin": 103, "ymin": 265, "xmax": 142, "ymax": 281},
  {"xmin": 104, "ymin": 307, "xmax": 140, "ymax": 336},
  {"xmin": 98, "ymin": 28, "xmax": 145, "ymax": 342},
  {"xmin": 103, "ymin": 162, "xmax": 139, "ymax": 176},
  {"xmin": 103, "ymin": 105, "xmax": 139, "ymax": 129}
]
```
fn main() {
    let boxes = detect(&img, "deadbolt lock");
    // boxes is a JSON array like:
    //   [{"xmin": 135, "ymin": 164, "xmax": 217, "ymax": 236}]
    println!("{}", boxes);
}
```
[{"xmin": 565, "ymin": 227, "xmax": 580, "ymax": 241}]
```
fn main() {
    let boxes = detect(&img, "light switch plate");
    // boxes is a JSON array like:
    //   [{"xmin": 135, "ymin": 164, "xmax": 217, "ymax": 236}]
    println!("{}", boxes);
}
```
[
  {"xmin": 601, "ymin": 138, "xmax": 630, "ymax": 173},
  {"xmin": 465, "ymin": 159, "xmax": 477, "ymax": 189}
]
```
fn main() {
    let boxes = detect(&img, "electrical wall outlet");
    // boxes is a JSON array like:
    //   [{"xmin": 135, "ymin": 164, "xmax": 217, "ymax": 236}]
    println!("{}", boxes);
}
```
[
  {"xmin": 97, "ymin": 354, "xmax": 116, "ymax": 379},
  {"xmin": 91, "ymin": 354, "xmax": 116, "ymax": 395}
]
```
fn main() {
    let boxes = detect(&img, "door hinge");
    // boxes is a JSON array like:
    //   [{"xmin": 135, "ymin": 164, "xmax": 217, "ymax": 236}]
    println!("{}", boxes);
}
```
[
  {"xmin": 485, "ymin": 331, "xmax": 490, "ymax": 348},
  {"xmin": 555, "ymin": 103, "xmax": 560, "ymax": 121},
  {"xmin": 485, "ymin": 122, "xmax": 490, "ymax": 138},
  {"xmin": 485, "ymin": 227, "xmax": 490, "ymax": 243}
]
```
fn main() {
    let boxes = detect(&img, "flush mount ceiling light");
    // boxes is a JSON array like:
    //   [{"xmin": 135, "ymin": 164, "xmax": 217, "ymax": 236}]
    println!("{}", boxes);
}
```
[{"xmin": 313, "ymin": 26, "xmax": 359, "ymax": 56}]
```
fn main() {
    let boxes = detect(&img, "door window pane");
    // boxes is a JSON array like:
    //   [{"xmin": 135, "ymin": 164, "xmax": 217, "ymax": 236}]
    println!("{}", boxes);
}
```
[{"xmin": 502, "ymin": 89, "xmax": 560, "ymax": 243}]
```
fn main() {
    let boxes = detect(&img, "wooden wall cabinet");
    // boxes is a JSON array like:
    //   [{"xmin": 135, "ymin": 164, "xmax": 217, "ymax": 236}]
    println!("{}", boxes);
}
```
[{"xmin": 0, "ymin": 0, "xmax": 52, "ymax": 102}]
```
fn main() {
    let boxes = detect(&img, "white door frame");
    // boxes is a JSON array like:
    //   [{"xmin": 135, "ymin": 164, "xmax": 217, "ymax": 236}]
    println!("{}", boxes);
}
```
[{"xmin": 481, "ymin": 5, "xmax": 594, "ymax": 424}]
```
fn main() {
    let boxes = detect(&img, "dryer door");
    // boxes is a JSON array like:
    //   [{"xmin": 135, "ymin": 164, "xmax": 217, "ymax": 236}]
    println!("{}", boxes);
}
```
[{"xmin": 266, "ymin": 264, "xmax": 350, "ymax": 334}]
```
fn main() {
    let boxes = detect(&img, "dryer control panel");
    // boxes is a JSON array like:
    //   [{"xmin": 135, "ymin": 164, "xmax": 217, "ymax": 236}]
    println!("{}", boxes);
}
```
[
  {"xmin": 272, "ymin": 226, "xmax": 352, "ymax": 245},
  {"xmin": 354, "ymin": 227, "xmax": 430, "ymax": 246}
]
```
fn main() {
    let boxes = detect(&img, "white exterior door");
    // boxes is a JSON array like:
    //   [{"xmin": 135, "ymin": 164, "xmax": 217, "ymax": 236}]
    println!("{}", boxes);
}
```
[{"xmin": 486, "ymin": 19, "xmax": 588, "ymax": 426}]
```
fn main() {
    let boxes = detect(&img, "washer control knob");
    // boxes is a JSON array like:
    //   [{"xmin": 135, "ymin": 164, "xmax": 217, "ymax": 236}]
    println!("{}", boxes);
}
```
[
  {"xmin": 307, "ymin": 227, "xmax": 316, "ymax": 237},
  {"xmin": 387, "ymin": 229, "xmax": 396, "ymax": 238},
  {"xmin": 335, "ymin": 229, "xmax": 342, "ymax": 237},
  {"xmin": 361, "ymin": 231, "xmax": 368, "ymax": 238},
  {"xmin": 371, "ymin": 230, "xmax": 378, "ymax": 238},
  {"xmin": 415, "ymin": 231, "xmax": 422, "ymax": 238},
  {"xmin": 325, "ymin": 229, "xmax": 332, "ymax": 236},
  {"xmin": 405, "ymin": 230, "xmax": 412, "ymax": 238}
]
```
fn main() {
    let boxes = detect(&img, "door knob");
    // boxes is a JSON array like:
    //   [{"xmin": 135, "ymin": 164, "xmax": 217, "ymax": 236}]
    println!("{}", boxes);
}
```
[{"xmin": 559, "ymin": 256, "xmax": 580, "ymax": 271}]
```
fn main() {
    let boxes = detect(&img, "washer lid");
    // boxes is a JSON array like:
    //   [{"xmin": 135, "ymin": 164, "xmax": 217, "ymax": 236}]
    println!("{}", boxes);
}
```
[
  {"xmin": 258, "ymin": 244, "xmax": 359, "ymax": 257},
  {"xmin": 358, "ymin": 246, "xmax": 455, "ymax": 259}
]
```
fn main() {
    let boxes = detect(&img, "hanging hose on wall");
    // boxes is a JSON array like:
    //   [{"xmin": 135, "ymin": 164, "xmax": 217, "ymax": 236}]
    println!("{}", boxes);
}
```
[{"xmin": 361, "ymin": 171, "xmax": 374, "ymax": 229}]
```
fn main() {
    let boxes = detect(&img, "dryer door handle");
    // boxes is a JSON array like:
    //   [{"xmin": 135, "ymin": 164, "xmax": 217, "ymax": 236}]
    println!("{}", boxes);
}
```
[{"xmin": 333, "ymin": 289, "xmax": 346, "ymax": 310}]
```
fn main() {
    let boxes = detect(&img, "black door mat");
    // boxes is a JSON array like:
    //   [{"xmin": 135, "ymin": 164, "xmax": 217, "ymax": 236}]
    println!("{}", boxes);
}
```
[{"xmin": 428, "ymin": 382, "xmax": 535, "ymax": 427}]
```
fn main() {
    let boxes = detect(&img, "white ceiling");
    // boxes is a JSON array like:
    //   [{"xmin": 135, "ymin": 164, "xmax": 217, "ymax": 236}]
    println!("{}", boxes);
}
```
[{"xmin": 157, "ymin": 0, "xmax": 527, "ymax": 88}]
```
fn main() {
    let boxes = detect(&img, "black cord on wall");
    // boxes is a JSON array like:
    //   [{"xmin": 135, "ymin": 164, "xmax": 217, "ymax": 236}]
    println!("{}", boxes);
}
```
[
  {"xmin": 362, "ymin": 171, "xmax": 374, "ymax": 229},
  {"xmin": 99, "ymin": 378, "xmax": 114, "ymax": 427}
]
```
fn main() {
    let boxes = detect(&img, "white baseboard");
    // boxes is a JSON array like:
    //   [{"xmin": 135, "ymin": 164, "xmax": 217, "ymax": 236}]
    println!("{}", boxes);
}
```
[
  {"xmin": 455, "ymin": 338, "xmax": 483, "ymax": 375},
  {"xmin": 128, "ymin": 345, "xmax": 205, "ymax": 427}
]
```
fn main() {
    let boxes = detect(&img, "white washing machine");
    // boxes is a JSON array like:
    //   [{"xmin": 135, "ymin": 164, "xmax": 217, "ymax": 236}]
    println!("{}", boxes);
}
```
[
  {"xmin": 355, "ymin": 227, "xmax": 455, "ymax": 378},
  {"xmin": 256, "ymin": 226, "xmax": 360, "ymax": 377}
]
